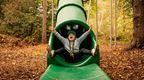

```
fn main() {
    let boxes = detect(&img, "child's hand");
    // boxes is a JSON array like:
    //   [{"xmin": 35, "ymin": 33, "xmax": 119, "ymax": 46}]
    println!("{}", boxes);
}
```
[
  {"xmin": 88, "ymin": 27, "xmax": 91, "ymax": 32},
  {"xmin": 49, "ymin": 26, "xmax": 54, "ymax": 32},
  {"xmin": 89, "ymin": 27, "xmax": 92, "ymax": 30}
]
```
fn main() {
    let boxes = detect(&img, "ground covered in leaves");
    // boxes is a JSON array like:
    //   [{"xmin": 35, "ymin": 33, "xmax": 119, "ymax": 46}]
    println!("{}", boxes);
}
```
[
  {"xmin": 100, "ymin": 45, "xmax": 144, "ymax": 80},
  {"xmin": 0, "ymin": 34, "xmax": 144, "ymax": 80}
]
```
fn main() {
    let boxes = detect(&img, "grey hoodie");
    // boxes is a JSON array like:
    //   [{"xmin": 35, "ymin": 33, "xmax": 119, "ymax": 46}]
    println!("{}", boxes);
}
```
[{"xmin": 53, "ymin": 29, "xmax": 90, "ymax": 53}]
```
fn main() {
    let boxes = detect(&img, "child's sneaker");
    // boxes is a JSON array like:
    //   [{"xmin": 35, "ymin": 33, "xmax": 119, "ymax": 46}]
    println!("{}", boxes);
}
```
[
  {"xmin": 50, "ymin": 50, "xmax": 55, "ymax": 57},
  {"xmin": 91, "ymin": 48, "xmax": 96, "ymax": 56}
]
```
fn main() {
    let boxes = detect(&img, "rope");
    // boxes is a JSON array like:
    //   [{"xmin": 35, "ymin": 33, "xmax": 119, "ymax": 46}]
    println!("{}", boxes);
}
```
[
  {"xmin": 51, "ymin": 0, "xmax": 54, "ymax": 30},
  {"xmin": 95, "ymin": 0, "xmax": 98, "ymax": 42},
  {"xmin": 87, "ymin": 0, "xmax": 91, "ymax": 24},
  {"xmin": 110, "ymin": 0, "xmax": 113, "ymax": 48},
  {"xmin": 114, "ymin": 0, "xmax": 117, "ymax": 47}
]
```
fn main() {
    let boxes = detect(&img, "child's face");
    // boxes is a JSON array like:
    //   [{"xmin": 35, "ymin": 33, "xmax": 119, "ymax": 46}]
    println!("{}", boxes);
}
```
[{"xmin": 68, "ymin": 34, "xmax": 76, "ymax": 41}]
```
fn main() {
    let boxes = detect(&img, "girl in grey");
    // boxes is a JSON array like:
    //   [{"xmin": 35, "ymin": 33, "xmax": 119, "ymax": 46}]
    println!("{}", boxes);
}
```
[{"xmin": 50, "ymin": 25, "xmax": 96, "ymax": 58}]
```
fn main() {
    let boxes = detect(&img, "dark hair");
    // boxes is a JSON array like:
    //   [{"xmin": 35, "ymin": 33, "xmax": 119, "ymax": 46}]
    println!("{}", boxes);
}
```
[{"xmin": 68, "ymin": 31, "xmax": 76, "ymax": 36}]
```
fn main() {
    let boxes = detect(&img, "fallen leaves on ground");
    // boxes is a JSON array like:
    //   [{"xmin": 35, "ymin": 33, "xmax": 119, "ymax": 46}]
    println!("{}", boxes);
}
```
[
  {"xmin": 0, "ymin": 34, "xmax": 144, "ymax": 80},
  {"xmin": 100, "ymin": 45, "xmax": 144, "ymax": 80},
  {"xmin": 0, "ymin": 44, "xmax": 47, "ymax": 80}
]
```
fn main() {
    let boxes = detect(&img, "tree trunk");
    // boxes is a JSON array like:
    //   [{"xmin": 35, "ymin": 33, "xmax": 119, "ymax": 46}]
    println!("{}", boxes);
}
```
[
  {"xmin": 131, "ymin": 0, "xmax": 144, "ymax": 49},
  {"xmin": 42, "ymin": 0, "xmax": 47, "ymax": 44}
]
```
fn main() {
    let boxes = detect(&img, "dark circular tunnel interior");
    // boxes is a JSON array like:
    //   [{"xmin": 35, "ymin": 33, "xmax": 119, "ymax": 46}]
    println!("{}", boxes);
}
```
[{"xmin": 52, "ymin": 24, "xmax": 93, "ymax": 63}]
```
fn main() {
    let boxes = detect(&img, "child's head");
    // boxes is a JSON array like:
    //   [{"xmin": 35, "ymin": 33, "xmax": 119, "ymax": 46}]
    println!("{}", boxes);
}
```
[{"xmin": 67, "ymin": 31, "xmax": 76, "ymax": 41}]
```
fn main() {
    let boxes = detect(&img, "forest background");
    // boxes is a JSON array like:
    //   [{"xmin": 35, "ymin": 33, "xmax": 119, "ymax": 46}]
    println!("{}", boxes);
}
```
[{"xmin": 0, "ymin": 0, "xmax": 143, "ymax": 80}]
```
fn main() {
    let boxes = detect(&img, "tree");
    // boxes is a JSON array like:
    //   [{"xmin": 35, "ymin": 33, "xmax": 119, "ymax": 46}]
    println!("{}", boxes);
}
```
[
  {"xmin": 0, "ymin": 0, "xmax": 4, "ymax": 20},
  {"xmin": 130, "ymin": 0, "xmax": 144, "ymax": 49},
  {"xmin": 0, "ymin": 0, "xmax": 43, "ymax": 43}
]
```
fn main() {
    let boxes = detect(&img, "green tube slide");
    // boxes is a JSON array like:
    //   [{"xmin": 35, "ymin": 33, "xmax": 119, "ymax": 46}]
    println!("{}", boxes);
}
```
[
  {"xmin": 55, "ymin": 0, "xmax": 87, "ymax": 30},
  {"xmin": 48, "ymin": 0, "xmax": 99, "ymax": 67},
  {"xmin": 40, "ymin": 0, "xmax": 110, "ymax": 80}
]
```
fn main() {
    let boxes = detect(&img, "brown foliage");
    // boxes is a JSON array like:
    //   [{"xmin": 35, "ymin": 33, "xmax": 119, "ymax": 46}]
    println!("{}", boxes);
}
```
[
  {"xmin": 100, "ymin": 45, "xmax": 144, "ymax": 80},
  {"xmin": 0, "ymin": 35, "xmax": 143, "ymax": 80}
]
